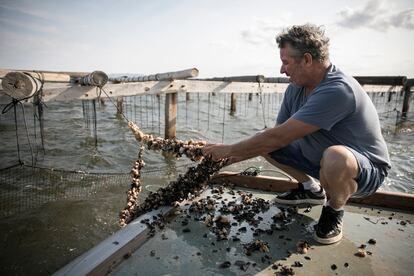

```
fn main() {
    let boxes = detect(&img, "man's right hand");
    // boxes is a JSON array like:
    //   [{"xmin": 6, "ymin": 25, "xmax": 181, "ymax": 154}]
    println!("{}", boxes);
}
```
[{"xmin": 202, "ymin": 143, "xmax": 231, "ymax": 162}]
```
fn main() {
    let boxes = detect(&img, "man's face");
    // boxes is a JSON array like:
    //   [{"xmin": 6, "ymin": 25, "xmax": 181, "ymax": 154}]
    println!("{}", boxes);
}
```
[{"xmin": 279, "ymin": 44, "xmax": 305, "ymax": 86}]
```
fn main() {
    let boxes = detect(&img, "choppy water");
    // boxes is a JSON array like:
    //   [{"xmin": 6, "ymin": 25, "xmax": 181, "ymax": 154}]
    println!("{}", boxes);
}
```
[{"xmin": 0, "ymin": 92, "xmax": 413, "ymax": 275}]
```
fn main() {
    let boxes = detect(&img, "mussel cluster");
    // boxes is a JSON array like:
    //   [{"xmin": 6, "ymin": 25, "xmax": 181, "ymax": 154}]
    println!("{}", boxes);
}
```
[
  {"xmin": 119, "ymin": 121, "xmax": 227, "ymax": 227},
  {"xmin": 244, "ymin": 239, "xmax": 270, "ymax": 255},
  {"xmin": 128, "ymin": 121, "xmax": 206, "ymax": 161},
  {"xmin": 131, "ymin": 157, "xmax": 226, "ymax": 220},
  {"xmin": 119, "ymin": 146, "xmax": 145, "ymax": 227}
]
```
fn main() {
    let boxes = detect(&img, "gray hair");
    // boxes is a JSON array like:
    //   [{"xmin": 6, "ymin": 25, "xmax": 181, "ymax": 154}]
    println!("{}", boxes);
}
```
[{"xmin": 276, "ymin": 24, "xmax": 330, "ymax": 62}]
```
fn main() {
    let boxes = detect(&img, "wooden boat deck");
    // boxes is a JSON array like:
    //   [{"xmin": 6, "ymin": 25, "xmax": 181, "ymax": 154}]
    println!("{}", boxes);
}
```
[{"xmin": 54, "ymin": 175, "xmax": 414, "ymax": 276}]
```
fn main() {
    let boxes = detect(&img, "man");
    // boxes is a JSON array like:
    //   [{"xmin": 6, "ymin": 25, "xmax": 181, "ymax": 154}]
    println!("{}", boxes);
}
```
[{"xmin": 203, "ymin": 24, "xmax": 390, "ymax": 245}]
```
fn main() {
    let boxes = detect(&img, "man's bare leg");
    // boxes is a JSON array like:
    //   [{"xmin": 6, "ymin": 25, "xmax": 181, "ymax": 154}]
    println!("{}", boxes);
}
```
[
  {"xmin": 262, "ymin": 154, "xmax": 312, "ymax": 183},
  {"xmin": 319, "ymin": 145, "xmax": 358, "ymax": 209},
  {"xmin": 314, "ymin": 145, "xmax": 359, "ymax": 244},
  {"xmin": 262, "ymin": 154, "xmax": 326, "ymax": 205}
]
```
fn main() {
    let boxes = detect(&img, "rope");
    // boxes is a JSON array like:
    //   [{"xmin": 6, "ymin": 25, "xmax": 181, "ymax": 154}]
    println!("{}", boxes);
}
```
[
  {"xmin": 33, "ymin": 72, "xmax": 46, "ymax": 154},
  {"xmin": 92, "ymin": 99, "xmax": 98, "ymax": 148},
  {"xmin": 207, "ymin": 92, "xmax": 211, "ymax": 131},
  {"xmin": 157, "ymin": 95, "xmax": 161, "ymax": 135},
  {"xmin": 151, "ymin": 95, "xmax": 155, "ymax": 132},
  {"xmin": 20, "ymin": 102, "xmax": 35, "ymax": 167},
  {"xmin": 257, "ymin": 82, "xmax": 268, "ymax": 129},
  {"xmin": 221, "ymin": 93, "xmax": 226, "ymax": 143},
  {"xmin": 99, "ymin": 87, "xmax": 130, "ymax": 122},
  {"xmin": 1, "ymin": 72, "xmax": 44, "ymax": 167},
  {"xmin": 197, "ymin": 93, "xmax": 200, "ymax": 130}
]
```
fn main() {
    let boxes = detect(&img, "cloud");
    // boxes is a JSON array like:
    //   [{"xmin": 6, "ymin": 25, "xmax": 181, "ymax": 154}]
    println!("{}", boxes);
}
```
[
  {"xmin": 336, "ymin": 0, "xmax": 414, "ymax": 31},
  {"xmin": 240, "ymin": 18, "xmax": 286, "ymax": 47},
  {"xmin": 0, "ymin": 4, "xmax": 59, "ymax": 34},
  {"xmin": 0, "ymin": 1, "xmax": 53, "ymax": 21},
  {"xmin": 389, "ymin": 9, "xmax": 414, "ymax": 29}
]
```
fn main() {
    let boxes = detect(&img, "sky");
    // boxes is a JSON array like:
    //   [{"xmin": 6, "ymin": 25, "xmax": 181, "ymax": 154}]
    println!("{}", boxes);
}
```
[{"xmin": 0, "ymin": 0, "xmax": 413, "ymax": 78}]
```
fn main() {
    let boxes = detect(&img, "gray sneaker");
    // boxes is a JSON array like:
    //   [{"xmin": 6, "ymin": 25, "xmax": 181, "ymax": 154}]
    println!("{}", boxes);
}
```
[{"xmin": 274, "ymin": 183, "xmax": 326, "ymax": 205}]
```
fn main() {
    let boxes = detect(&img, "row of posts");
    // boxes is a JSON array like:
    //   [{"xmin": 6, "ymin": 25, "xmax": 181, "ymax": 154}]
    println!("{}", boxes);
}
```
[{"xmin": 115, "ymin": 79, "xmax": 413, "ymax": 140}]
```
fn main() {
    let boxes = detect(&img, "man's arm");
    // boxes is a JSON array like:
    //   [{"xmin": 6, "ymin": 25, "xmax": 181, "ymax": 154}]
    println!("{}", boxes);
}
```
[{"xmin": 203, "ymin": 118, "xmax": 320, "ymax": 162}]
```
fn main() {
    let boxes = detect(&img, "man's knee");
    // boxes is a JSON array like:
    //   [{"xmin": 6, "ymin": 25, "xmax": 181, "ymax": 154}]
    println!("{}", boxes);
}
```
[{"xmin": 320, "ymin": 146, "xmax": 358, "ymax": 178}]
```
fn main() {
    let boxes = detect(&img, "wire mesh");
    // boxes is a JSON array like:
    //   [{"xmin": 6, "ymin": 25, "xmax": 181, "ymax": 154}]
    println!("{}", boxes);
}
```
[{"xmin": 0, "ymin": 86, "xmax": 412, "ymax": 218}]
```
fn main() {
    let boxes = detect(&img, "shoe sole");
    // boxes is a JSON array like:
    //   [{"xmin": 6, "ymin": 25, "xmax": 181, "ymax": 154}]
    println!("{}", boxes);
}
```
[
  {"xmin": 273, "ymin": 197, "xmax": 326, "ymax": 205},
  {"xmin": 313, "ymin": 231, "xmax": 343, "ymax": 245}
]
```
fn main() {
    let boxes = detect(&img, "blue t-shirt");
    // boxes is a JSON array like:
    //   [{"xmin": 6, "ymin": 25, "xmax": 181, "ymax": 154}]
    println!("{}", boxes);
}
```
[{"xmin": 277, "ymin": 64, "xmax": 391, "ymax": 169}]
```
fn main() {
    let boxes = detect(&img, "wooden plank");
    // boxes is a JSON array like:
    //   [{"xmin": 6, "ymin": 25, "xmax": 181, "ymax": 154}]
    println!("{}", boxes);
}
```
[
  {"xmin": 0, "ymin": 68, "xmax": 91, "ymax": 82},
  {"xmin": 109, "ymin": 68, "xmax": 199, "ymax": 83},
  {"xmin": 0, "ymin": 79, "xmax": 406, "ymax": 104},
  {"xmin": 349, "ymin": 191, "xmax": 414, "ymax": 212},
  {"xmin": 361, "ymin": 84, "xmax": 403, "ymax": 93},
  {"xmin": 204, "ymin": 75, "xmax": 266, "ymax": 83},
  {"xmin": 354, "ymin": 76, "xmax": 407, "ymax": 86},
  {"xmin": 0, "ymin": 80, "xmax": 288, "ymax": 103},
  {"xmin": 213, "ymin": 172, "xmax": 414, "ymax": 211},
  {"xmin": 53, "ymin": 206, "xmax": 173, "ymax": 276}
]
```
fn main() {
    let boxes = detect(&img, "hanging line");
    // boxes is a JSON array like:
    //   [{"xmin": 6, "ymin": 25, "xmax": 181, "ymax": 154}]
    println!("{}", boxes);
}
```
[
  {"xmin": 92, "ymin": 99, "xmax": 98, "ymax": 148},
  {"xmin": 221, "ymin": 93, "xmax": 226, "ymax": 143},
  {"xmin": 157, "ymin": 94, "xmax": 161, "ymax": 135},
  {"xmin": 33, "ymin": 72, "xmax": 46, "ymax": 156},
  {"xmin": 257, "ymin": 81, "xmax": 268, "ymax": 129},
  {"xmin": 150, "ymin": 94, "xmax": 154, "ymax": 132},
  {"xmin": 207, "ymin": 92, "xmax": 211, "ymax": 131},
  {"xmin": 185, "ymin": 93, "xmax": 188, "ymax": 127},
  {"xmin": 244, "ymin": 93, "xmax": 247, "ymax": 117},
  {"xmin": 99, "ymin": 87, "xmax": 130, "ymax": 122},
  {"xmin": 134, "ymin": 95, "xmax": 137, "ymax": 123},
  {"xmin": 1, "ymin": 72, "xmax": 43, "ymax": 167},
  {"xmin": 197, "ymin": 93, "xmax": 200, "ymax": 130}
]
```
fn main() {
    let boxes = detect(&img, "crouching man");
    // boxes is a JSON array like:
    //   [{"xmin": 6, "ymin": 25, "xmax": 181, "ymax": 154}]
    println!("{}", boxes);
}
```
[{"xmin": 203, "ymin": 24, "xmax": 390, "ymax": 244}]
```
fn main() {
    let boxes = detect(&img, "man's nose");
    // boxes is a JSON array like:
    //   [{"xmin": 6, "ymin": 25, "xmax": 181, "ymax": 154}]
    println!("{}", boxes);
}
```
[{"xmin": 280, "ymin": 65, "xmax": 286, "ymax": 75}]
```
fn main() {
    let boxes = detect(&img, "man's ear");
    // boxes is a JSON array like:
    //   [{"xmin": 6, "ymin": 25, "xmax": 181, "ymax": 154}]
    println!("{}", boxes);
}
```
[{"xmin": 303, "ymin": 53, "xmax": 313, "ymax": 66}]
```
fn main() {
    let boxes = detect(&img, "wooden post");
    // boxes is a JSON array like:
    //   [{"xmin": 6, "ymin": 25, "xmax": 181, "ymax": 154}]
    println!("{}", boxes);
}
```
[
  {"xmin": 230, "ymin": 93, "xmax": 237, "ymax": 115},
  {"xmin": 387, "ymin": 91, "xmax": 393, "ymax": 102},
  {"xmin": 165, "ymin": 92, "xmax": 177, "ymax": 139},
  {"xmin": 401, "ymin": 79, "xmax": 413, "ymax": 120},
  {"xmin": 116, "ymin": 96, "xmax": 123, "ymax": 115}
]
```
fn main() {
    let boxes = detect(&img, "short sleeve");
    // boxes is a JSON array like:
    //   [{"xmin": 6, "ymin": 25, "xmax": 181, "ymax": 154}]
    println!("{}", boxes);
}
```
[
  {"xmin": 292, "ymin": 84, "xmax": 355, "ymax": 130},
  {"xmin": 277, "ymin": 85, "xmax": 295, "ymax": 124}
]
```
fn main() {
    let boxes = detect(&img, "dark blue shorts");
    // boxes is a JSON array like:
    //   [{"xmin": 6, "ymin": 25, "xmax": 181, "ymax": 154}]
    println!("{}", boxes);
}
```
[{"xmin": 268, "ymin": 143, "xmax": 387, "ymax": 198}]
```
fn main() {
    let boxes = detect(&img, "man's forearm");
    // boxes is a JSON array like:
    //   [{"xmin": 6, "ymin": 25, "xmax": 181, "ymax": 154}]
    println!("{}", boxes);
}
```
[{"xmin": 228, "ymin": 127, "xmax": 286, "ymax": 160}]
